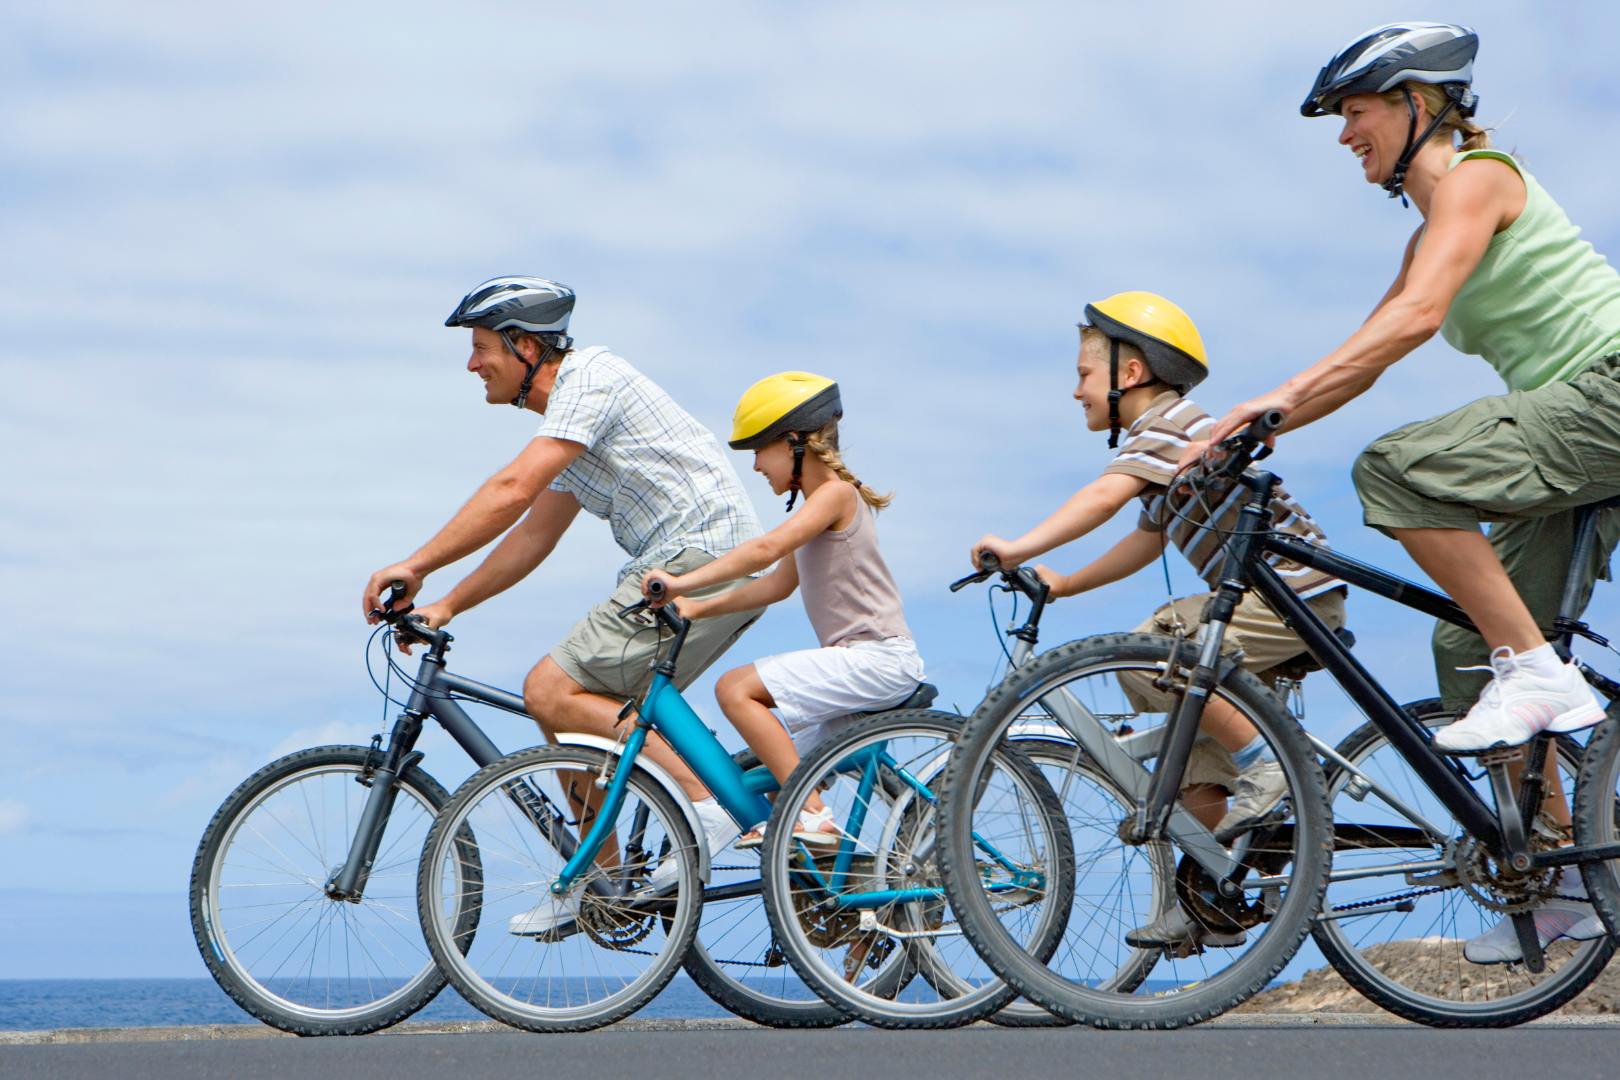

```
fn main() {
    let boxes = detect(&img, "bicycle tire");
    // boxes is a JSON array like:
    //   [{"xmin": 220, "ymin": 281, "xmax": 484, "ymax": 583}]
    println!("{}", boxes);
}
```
[
  {"xmin": 417, "ymin": 744, "xmax": 702, "ymax": 1033},
  {"xmin": 1573, "ymin": 703, "xmax": 1620, "ymax": 948},
  {"xmin": 681, "ymin": 749, "xmax": 847, "ymax": 1028},
  {"xmin": 940, "ymin": 632, "xmax": 1332, "ymax": 1029},
  {"xmin": 1316, "ymin": 699, "xmax": 1613, "ymax": 1026},
  {"xmin": 190, "ymin": 745, "xmax": 478, "ymax": 1035},
  {"xmin": 760, "ymin": 709, "xmax": 1075, "ymax": 1029}
]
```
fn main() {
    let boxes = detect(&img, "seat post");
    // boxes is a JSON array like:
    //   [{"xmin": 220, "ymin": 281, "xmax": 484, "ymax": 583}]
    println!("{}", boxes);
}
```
[{"xmin": 1553, "ymin": 504, "xmax": 1604, "ymax": 658}]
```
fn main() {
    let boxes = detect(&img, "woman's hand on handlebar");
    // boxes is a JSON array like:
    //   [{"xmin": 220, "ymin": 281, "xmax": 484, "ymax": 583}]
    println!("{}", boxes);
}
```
[
  {"xmin": 970, "ymin": 535, "xmax": 1022, "ymax": 571},
  {"xmin": 1205, "ymin": 391, "xmax": 1294, "ymax": 449}
]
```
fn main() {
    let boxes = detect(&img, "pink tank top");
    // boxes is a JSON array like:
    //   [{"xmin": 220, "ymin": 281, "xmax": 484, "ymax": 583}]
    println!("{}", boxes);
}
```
[{"xmin": 793, "ymin": 497, "xmax": 911, "ymax": 647}]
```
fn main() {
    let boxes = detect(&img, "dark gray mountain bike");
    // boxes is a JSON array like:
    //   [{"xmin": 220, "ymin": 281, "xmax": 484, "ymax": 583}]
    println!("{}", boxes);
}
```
[{"xmin": 941, "ymin": 411, "xmax": 1620, "ymax": 1028}]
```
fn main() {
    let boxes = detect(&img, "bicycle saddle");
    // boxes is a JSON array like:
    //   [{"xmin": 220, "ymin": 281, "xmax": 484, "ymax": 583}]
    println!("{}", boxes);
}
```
[{"xmin": 862, "ymin": 682, "xmax": 938, "ymax": 714}]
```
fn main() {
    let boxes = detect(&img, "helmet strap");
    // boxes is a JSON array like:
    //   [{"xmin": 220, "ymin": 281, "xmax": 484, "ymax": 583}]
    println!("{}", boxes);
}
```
[
  {"xmin": 1382, "ymin": 87, "xmax": 1459, "ymax": 208},
  {"xmin": 500, "ymin": 330, "xmax": 555, "ymax": 409},
  {"xmin": 1106, "ymin": 338, "xmax": 1124, "ymax": 449},
  {"xmin": 785, "ymin": 434, "xmax": 807, "ymax": 511}
]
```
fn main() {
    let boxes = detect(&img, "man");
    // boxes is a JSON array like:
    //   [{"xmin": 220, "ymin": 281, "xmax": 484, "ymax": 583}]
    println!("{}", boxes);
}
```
[{"xmin": 361, "ymin": 276, "xmax": 763, "ymax": 930}]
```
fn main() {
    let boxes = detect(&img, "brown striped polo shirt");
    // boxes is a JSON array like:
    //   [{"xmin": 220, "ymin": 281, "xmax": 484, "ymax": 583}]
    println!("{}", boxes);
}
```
[{"xmin": 1102, "ymin": 392, "xmax": 1344, "ymax": 599}]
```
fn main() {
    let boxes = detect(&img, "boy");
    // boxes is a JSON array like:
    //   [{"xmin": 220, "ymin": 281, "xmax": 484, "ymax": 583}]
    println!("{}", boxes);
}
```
[{"xmin": 971, "ymin": 290, "xmax": 1348, "ymax": 952}]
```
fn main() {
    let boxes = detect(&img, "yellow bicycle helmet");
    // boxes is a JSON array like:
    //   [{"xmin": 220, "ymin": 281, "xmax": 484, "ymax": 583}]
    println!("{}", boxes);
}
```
[
  {"xmin": 1081, "ymin": 291, "xmax": 1209, "ymax": 447},
  {"xmin": 730, "ymin": 372, "xmax": 843, "ymax": 510}
]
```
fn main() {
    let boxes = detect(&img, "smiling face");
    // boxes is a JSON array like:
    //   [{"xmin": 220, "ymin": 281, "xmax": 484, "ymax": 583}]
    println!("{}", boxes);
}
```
[
  {"xmin": 1337, "ymin": 90, "xmax": 1423, "ymax": 186},
  {"xmin": 464, "ymin": 327, "xmax": 561, "ymax": 410},
  {"xmin": 1075, "ymin": 331, "xmax": 1152, "ymax": 433},
  {"xmin": 751, "ymin": 437, "xmax": 797, "ymax": 495},
  {"xmin": 466, "ymin": 327, "xmax": 525, "ymax": 404}
]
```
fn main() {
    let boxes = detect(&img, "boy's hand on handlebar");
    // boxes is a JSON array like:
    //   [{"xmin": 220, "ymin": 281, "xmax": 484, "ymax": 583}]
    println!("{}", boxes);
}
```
[
  {"xmin": 970, "ymin": 535, "xmax": 1021, "ymax": 571},
  {"xmin": 1032, "ymin": 564, "xmax": 1070, "ymax": 598},
  {"xmin": 363, "ymin": 565, "xmax": 423, "ymax": 624}
]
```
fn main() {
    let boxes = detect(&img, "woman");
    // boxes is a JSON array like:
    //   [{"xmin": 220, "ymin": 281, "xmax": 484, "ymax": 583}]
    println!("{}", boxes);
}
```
[{"xmin": 1203, "ymin": 22, "xmax": 1620, "ymax": 961}]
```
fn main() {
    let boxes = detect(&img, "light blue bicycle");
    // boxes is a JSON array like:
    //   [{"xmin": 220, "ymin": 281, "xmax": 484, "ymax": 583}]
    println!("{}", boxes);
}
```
[{"xmin": 414, "ymin": 587, "xmax": 1071, "ymax": 1031}]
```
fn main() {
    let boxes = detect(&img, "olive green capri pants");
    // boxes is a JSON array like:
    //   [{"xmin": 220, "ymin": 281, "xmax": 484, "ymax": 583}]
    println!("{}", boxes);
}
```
[
  {"xmin": 1118, "ymin": 589, "xmax": 1347, "ymax": 792},
  {"xmin": 1351, "ymin": 354, "xmax": 1620, "ymax": 711}
]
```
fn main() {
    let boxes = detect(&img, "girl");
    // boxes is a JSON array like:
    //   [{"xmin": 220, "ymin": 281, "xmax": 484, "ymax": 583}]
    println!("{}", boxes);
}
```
[{"xmin": 642, "ymin": 371, "xmax": 925, "ymax": 847}]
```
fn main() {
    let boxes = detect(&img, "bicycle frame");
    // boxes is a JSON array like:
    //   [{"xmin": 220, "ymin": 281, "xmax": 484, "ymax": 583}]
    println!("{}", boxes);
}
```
[
  {"xmin": 1143, "ymin": 466, "xmax": 1620, "ymax": 873},
  {"xmin": 325, "ymin": 636, "xmax": 575, "ymax": 900}
]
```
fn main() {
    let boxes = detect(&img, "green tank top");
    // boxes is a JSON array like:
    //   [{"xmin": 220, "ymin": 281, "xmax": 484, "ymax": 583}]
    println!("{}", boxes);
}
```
[{"xmin": 1439, "ymin": 149, "xmax": 1620, "ymax": 390}]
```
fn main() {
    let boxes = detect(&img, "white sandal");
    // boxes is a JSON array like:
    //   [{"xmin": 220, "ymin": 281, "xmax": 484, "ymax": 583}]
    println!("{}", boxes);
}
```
[{"xmin": 733, "ymin": 808, "xmax": 841, "ymax": 850}]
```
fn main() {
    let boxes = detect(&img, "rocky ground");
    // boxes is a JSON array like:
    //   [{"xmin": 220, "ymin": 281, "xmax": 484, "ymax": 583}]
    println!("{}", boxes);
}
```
[{"xmin": 1236, "ymin": 938, "xmax": 1620, "ymax": 1014}]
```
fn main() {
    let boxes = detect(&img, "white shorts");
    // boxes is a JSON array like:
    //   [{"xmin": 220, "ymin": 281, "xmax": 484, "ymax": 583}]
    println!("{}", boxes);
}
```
[{"xmin": 754, "ymin": 637, "xmax": 927, "ymax": 736}]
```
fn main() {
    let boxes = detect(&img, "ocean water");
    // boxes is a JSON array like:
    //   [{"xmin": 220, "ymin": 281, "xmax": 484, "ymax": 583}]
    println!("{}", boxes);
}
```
[{"xmin": 0, "ymin": 976, "xmax": 733, "ymax": 1032}]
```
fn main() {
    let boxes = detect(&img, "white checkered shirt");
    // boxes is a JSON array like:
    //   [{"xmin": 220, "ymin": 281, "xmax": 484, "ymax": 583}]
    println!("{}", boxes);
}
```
[{"xmin": 539, "ymin": 347, "xmax": 762, "ymax": 582}]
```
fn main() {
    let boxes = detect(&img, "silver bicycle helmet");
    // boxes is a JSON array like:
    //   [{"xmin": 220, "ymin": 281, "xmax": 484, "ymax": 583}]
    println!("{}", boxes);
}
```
[
  {"xmin": 1301, "ymin": 22, "xmax": 1479, "ymax": 203},
  {"xmin": 446, "ymin": 276, "xmax": 575, "ymax": 408}
]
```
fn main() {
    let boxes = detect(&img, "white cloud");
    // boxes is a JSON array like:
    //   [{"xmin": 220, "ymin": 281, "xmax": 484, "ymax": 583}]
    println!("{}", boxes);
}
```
[{"xmin": 0, "ymin": 800, "xmax": 30, "ymax": 835}]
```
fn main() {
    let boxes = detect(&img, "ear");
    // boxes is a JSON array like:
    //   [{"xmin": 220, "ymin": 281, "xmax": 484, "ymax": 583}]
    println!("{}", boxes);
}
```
[{"xmin": 1124, "ymin": 356, "xmax": 1155, "ymax": 390}]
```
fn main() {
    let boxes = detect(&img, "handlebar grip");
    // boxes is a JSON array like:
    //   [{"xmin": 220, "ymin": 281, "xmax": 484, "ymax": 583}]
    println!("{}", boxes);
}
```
[
  {"xmin": 977, "ymin": 552, "xmax": 1002, "ymax": 573},
  {"xmin": 1248, "ymin": 410, "xmax": 1285, "ymax": 443},
  {"xmin": 645, "ymin": 578, "xmax": 666, "ymax": 602}
]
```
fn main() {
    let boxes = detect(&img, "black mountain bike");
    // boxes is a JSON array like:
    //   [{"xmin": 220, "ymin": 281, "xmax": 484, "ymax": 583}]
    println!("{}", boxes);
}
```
[{"xmin": 942, "ymin": 411, "xmax": 1620, "ymax": 1028}]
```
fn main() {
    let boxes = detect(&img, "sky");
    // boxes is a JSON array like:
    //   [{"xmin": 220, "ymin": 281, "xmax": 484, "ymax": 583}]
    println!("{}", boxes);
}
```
[{"xmin": 4, "ymin": 2, "xmax": 1620, "ymax": 980}]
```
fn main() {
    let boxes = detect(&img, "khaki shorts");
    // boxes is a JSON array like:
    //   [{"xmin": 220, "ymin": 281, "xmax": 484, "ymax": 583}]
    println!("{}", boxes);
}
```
[
  {"xmin": 1117, "ymin": 588, "xmax": 1347, "ymax": 792},
  {"xmin": 549, "ymin": 548, "xmax": 764, "ymax": 700},
  {"xmin": 1352, "ymin": 354, "xmax": 1620, "ymax": 709}
]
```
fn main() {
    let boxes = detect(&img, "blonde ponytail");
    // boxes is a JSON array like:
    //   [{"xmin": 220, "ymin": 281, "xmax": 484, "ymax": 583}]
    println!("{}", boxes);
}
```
[
  {"xmin": 806, "ymin": 422, "xmax": 892, "ymax": 511},
  {"xmin": 1383, "ymin": 82, "xmax": 1492, "ymax": 152}
]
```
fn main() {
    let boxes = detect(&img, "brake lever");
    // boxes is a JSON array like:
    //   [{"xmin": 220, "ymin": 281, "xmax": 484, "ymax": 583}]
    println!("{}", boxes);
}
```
[
  {"xmin": 618, "ymin": 598, "xmax": 651, "ymax": 619},
  {"xmin": 949, "ymin": 570, "xmax": 993, "ymax": 592}
]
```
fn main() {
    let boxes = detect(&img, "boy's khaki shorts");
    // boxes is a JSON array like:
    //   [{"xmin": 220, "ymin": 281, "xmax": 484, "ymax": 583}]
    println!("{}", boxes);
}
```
[
  {"xmin": 1117, "ymin": 588, "xmax": 1346, "ymax": 793},
  {"xmin": 550, "ymin": 548, "xmax": 764, "ymax": 700},
  {"xmin": 1352, "ymin": 355, "xmax": 1620, "ymax": 709}
]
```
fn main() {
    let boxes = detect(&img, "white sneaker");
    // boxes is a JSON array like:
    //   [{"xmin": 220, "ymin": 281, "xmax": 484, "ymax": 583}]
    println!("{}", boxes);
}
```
[
  {"xmin": 649, "ymin": 797, "xmax": 741, "ymax": 887},
  {"xmin": 508, "ymin": 889, "xmax": 580, "ymax": 937},
  {"xmin": 1462, "ymin": 897, "xmax": 1606, "ymax": 964},
  {"xmin": 1432, "ymin": 647, "xmax": 1605, "ymax": 754}
]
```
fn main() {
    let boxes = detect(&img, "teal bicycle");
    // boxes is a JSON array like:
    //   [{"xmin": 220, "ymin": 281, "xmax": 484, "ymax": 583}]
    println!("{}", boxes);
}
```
[{"xmin": 414, "ymin": 588, "xmax": 1071, "ymax": 1032}]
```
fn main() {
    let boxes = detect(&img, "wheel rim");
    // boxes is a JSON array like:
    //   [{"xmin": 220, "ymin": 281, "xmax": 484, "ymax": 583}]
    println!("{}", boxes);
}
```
[
  {"xmin": 203, "ymin": 762, "xmax": 445, "ymax": 1022},
  {"xmin": 947, "ymin": 654, "xmax": 1324, "ymax": 1007},
  {"xmin": 766, "ymin": 722, "xmax": 1062, "ymax": 1019},
  {"xmin": 1317, "ymin": 708, "xmax": 1611, "ymax": 1016},
  {"xmin": 422, "ymin": 750, "xmax": 698, "ymax": 1024}
]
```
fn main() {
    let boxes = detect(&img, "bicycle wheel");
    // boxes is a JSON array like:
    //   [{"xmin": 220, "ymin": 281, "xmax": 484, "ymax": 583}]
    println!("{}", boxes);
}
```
[
  {"xmin": 760, "ymin": 710, "xmax": 1074, "ymax": 1029},
  {"xmin": 190, "ymin": 745, "xmax": 477, "ymax": 1035},
  {"xmin": 1573, "ymin": 702, "xmax": 1620, "ymax": 946},
  {"xmin": 940, "ymin": 632, "xmax": 1331, "ymax": 1029},
  {"xmin": 417, "ymin": 744, "xmax": 702, "ymax": 1032},
  {"xmin": 1315, "ymin": 698, "xmax": 1613, "ymax": 1026},
  {"xmin": 680, "ymin": 750, "xmax": 846, "ymax": 1028}
]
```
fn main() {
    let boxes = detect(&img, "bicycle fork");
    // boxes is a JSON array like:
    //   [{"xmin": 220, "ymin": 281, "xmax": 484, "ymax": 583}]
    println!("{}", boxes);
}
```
[{"xmin": 326, "ymin": 714, "xmax": 425, "ymax": 901}]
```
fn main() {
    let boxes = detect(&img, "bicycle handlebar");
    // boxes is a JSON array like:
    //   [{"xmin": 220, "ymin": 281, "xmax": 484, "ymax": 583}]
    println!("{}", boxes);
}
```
[
  {"xmin": 369, "ymin": 580, "xmax": 450, "ymax": 651},
  {"xmin": 1179, "ymin": 409, "xmax": 1286, "ymax": 492},
  {"xmin": 950, "ymin": 551, "xmax": 1049, "ymax": 606}
]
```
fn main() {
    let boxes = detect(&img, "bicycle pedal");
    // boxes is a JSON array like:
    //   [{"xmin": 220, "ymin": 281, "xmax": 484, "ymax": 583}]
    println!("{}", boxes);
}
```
[{"xmin": 1476, "ymin": 746, "xmax": 1527, "ymax": 767}]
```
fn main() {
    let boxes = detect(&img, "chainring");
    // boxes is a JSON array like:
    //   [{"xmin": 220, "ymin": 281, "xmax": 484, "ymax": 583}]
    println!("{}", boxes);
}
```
[
  {"xmin": 1451, "ymin": 835, "xmax": 1559, "ymax": 915},
  {"xmin": 577, "ymin": 888, "xmax": 656, "ymax": 949},
  {"xmin": 1175, "ymin": 825, "xmax": 1294, "ymax": 933}
]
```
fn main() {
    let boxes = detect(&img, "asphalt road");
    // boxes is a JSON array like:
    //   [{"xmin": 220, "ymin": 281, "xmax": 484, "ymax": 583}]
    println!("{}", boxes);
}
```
[{"xmin": 4, "ymin": 1024, "xmax": 1617, "ymax": 1080}]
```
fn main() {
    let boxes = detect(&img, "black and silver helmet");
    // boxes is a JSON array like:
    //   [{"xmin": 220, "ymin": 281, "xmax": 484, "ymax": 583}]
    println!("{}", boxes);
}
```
[
  {"xmin": 1301, "ymin": 21, "xmax": 1478, "ymax": 119},
  {"xmin": 1302, "ymin": 22, "xmax": 1479, "ymax": 204},
  {"xmin": 446, "ymin": 276, "xmax": 575, "ymax": 349},
  {"xmin": 447, "ymin": 276, "xmax": 576, "ymax": 409}
]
